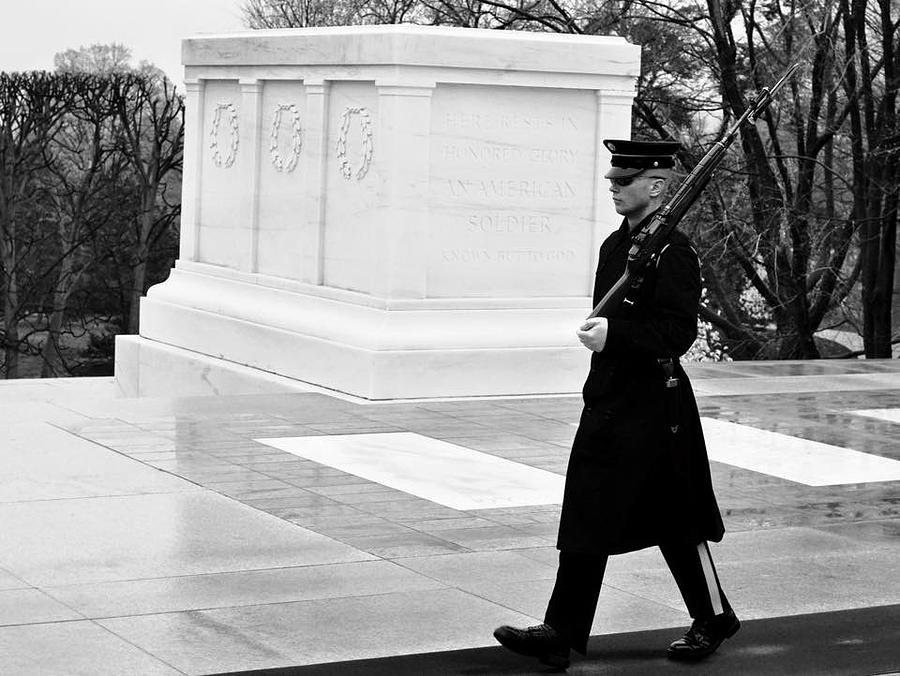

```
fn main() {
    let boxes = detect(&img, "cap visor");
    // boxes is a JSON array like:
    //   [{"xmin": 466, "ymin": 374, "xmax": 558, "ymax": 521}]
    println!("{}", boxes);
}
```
[{"xmin": 604, "ymin": 166, "xmax": 644, "ymax": 179}]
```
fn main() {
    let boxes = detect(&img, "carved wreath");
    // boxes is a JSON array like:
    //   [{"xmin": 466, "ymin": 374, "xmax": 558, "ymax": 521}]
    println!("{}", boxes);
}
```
[
  {"xmin": 210, "ymin": 103, "xmax": 239, "ymax": 168},
  {"xmin": 336, "ymin": 106, "xmax": 374, "ymax": 181},
  {"xmin": 269, "ymin": 104, "xmax": 303, "ymax": 173}
]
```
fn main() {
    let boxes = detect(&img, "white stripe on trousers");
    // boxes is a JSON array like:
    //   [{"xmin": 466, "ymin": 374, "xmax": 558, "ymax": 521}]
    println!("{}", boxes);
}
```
[{"xmin": 697, "ymin": 542, "xmax": 724, "ymax": 615}]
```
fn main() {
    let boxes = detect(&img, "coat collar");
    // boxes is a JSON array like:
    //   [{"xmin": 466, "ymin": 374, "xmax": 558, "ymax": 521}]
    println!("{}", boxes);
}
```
[{"xmin": 595, "ymin": 211, "xmax": 658, "ymax": 277}]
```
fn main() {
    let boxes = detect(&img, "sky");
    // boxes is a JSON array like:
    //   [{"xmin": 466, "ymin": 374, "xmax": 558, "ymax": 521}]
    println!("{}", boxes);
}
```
[{"xmin": 0, "ymin": 0, "xmax": 248, "ymax": 84}]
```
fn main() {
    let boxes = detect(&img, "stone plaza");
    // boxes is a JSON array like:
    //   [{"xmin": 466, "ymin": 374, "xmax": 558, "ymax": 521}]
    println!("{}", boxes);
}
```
[{"xmin": 1, "ymin": 361, "xmax": 899, "ymax": 674}]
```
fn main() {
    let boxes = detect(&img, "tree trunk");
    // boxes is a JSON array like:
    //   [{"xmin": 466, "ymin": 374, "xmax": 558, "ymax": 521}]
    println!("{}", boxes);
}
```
[
  {"xmin": 39, "ymin": 253, "xmax": 74, "ymax": 377},
  {"xmin": 127, "ymin": 253, "xmax": 147, "ymax": 335},
  {"xmin": 773, "ymin": 284, "xmax": 820, "ymax": 359},
  {"xmin": 3, "ymin": 286, "xmax": 18, "ymax": 378},
  {"xmin": 0, "ymin": 231, "xmax": 19, "ymax": 378},
  {"xmin": 863, "ymin": 210, "xmax": 897, "ymax": 357},
  {"xmin": 39, "ymin": 292, "xmax": 69, "ymax": 377},
  {"xmin": 127, "ymin": 195, "xmax": 155, "ymax": 335}
]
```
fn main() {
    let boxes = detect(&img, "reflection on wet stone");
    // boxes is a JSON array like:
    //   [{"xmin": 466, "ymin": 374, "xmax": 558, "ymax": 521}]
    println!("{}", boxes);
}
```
[{"xmin": 18, "ymin": 358, "xmax": 898, "ymax": 673}]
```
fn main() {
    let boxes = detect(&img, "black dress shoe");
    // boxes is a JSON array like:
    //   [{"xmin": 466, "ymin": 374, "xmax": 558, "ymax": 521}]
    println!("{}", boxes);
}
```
[
  {"xmin": 493, "ymin": 623, "xmax": 570, "ymax": 669},
  {"xmin": 666, "ymin": 609, "xmax": 740, "ymax": 661}
]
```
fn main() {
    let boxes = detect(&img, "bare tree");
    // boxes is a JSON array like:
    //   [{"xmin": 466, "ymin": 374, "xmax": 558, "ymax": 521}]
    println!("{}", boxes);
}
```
[
  {"xmin": 48, "ymin": 46, "xmax": 183, "ymax": 364},
  {"xmin": 242, "ymin": 0, "xmax": 423, "ymax": 27},
  {"xmin": 54, "ymin": 43, "xmax": 134, "ymax": 76},
  {"xmin": 37, "ymin": 75, "xmax": 119, "ymax": 376},
  {"xmin": 0, "ymin": 73, "xmax": 79, "ymax": 377},
  {"xmin": 840, "ymin": 0, "xmax": 898, "ymax": 356}
]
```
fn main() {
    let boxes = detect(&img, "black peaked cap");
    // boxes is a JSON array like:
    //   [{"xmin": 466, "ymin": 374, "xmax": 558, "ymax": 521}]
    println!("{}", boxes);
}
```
[{"xmin": 603, "ymin": 139, "xmax": 680, "ymax": 178}]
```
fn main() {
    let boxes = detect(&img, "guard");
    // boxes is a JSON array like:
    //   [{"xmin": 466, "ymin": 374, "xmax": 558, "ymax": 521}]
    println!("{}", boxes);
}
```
[{"xmin": 493, "ymin": 139, "xmax": 739, "ymax": 670}]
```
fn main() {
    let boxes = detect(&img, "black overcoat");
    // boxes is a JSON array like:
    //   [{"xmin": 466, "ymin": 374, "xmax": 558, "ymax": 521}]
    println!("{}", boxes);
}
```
[{"xmin": 556, "ymin": 216, "xmax": 725, "ymax": 555}]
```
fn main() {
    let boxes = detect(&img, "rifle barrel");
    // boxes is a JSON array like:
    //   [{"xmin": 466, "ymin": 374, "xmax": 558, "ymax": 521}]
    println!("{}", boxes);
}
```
[{"xmin": 586, "ymin": 62, "xmax": 801, "ymax": 320}]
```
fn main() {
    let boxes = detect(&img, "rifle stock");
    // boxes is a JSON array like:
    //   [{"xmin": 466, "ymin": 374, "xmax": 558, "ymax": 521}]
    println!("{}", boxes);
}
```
[{"xmin": 587, "ymin": 63, "xmax": 800, "ymax": 320}]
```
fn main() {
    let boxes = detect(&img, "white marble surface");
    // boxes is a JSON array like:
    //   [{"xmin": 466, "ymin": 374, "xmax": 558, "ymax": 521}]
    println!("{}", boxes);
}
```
[
  {"xmin": 851, "ymin": 408, "xmax": 900, "ymax": 423},
  {"xmin": 137, "ymin": 266, "xmax": 589, "ymax": 398},
  {"xmin": 182, "ymin": 25, "xmax": 640, "ymax": 77},
  {"xmin": 131, "ymin": 25, "xmax": 638, "ymax": 399},
  {"xmin": 255, "ymin": 432, "xmax": 565, "ymax": 510},
  {"xmin": 701, "ymin": 417, "xmax": 900, "ymax": 486},
  {"xmin": 114, "ymin": 334, "xmax": 318, "ymax": 398}
]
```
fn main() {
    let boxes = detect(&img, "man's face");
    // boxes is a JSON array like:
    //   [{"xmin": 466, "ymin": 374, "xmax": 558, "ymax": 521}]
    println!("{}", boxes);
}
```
[{"xmin": 608, "ymin": 172, "xmax": 664, "ymax": 218}]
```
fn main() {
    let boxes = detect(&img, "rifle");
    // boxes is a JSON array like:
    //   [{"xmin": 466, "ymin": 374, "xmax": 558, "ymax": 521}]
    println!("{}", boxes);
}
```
[{"xmin": 587, "ymin": 63, "xmax": 801, "ymax": 319}]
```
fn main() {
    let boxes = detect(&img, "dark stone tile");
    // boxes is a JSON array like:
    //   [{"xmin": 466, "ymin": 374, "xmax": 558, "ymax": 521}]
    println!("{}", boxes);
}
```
[
  {"xmin": 339, "ymin": 532, "xmax": 471, "ymax": 558},
  {"xmin": 811, "ymin": 519, "xmax": 900, "ymax": 545}
]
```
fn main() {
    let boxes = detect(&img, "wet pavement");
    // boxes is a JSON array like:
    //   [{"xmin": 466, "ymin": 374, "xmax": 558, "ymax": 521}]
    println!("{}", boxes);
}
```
[{"xmin": 0, "ymin": 360, "xmax": 899, "ymax": 674}]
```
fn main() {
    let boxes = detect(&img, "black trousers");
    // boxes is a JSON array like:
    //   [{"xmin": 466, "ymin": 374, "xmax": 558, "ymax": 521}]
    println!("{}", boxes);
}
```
[{"xmin": 543, "ymin": 541, "xmax": 731, "ymax": 654}]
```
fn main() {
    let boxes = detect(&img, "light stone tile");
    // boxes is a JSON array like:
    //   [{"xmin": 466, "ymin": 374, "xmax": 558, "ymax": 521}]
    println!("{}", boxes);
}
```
[
  {"xmin": 394, "ymin": 550, "xmax": 558, "ymax": 588},
  {"xmin": 713, "ymin": 550, "xmax": 900, "ymax": 619},
  {"xmin": 467, "ymin": 576, "xmax": 690, "ymax": 636},
  {"xmin": 44, "ymin": 560, "xmax": 445, "ymax": 618},
  {"xmin": 0, "ymin": 376, "xmax": 117, "ymax": 401},
  {"xmin": 599, "ymin": 546, "xmax": 670, "ymax": 572},
  {"xmin": 0, "ymin": 567, "xmax": 28, "ymax": 590},
  {"xmin": 603, "ymin": 544, "xmax": 900, "ymax": 622},
  {"xmin": 0, "ymin": 423, "xmax": 197, "ymax": 502},
  {"xmin": 0, "ymin": 491, "xmax": 372, "ymax": 586},
  {"xmin": 0, "ymin": 588, "xmax": 83, "ymax": 625},
  {"xmin": 592, "ymin": 587, "xmax": 691, "ymax": 636},
  {"xmin": 0, "ymin": 620, "xmax": 182, "ymax": 676},
  {"xmin": 0, "ymin": 402, "xmax": 91, "ymax": 426},
  {"xmin": 256, "ymin": 432, "xmax": 565, "ymax": 509},
  {"xmin": 602, "ymin": 565, "xmax": 696, "ymax": 613},
  {"xmin": 464, "ymin": 576, "xmax": 555, "ymax": 620},
  {"xmin": 97, "ymin": 588, "xmax": 537, "ymax": 673},
  {"xmin": 709, "ymin": 526, "xmax": 891, "ymax": 562},
  {"xmin": 599, "ymin": 529, "xmax": 876, "ymax": 591}
]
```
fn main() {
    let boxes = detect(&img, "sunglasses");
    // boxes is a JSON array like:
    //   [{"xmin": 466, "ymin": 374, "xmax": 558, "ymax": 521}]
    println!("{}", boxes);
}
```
[{"xmin": 609, "ymin": 174, "xmax": 667, "ymax": 187}]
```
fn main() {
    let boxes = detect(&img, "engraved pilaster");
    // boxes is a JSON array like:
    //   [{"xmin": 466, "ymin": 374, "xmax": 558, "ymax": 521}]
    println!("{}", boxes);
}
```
[
  {"xmin": 373, "ymin": 83, "xmax": 436, "ymax": 298},
  {"xmin": 239, "ymin": 79, "xmax": 263, "ymax": 273},
  {"xmin": 181, "ymin": 79, "xmax": 205, "ymax": 262},
  {"xmin": 301, "ymin": 79, "xmax": 329, "ymax": 284}
]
